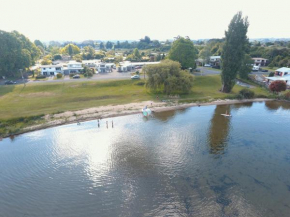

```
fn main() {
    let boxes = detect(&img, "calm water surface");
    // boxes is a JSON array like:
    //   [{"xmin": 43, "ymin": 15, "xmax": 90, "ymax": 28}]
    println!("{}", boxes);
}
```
[{"xmin": 1, "ymin": 101, "xmax": 290, "ymax": 217}]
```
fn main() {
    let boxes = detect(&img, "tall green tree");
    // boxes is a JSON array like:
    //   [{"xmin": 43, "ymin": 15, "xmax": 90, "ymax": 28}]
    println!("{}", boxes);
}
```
[
  {"xmin": 0, "ymin": 30, "xmax": 39, "ymax": 77},
  {"xmin": 34, "ymin": 40, "xmax": 44, "ymax": 48},
  {"xmin": 133, "ymin": 48, "xmax": 141, "ymax": 60},
  {"xmin": 68, "ymin": 44, "xmax": 73, "ymax": 57},
  {"xmin": 221, "ymin": 12, "xmax": 249, "ymax": 92},
  {"xmin": 167, "ymin": 37, "xmax": 197, "ymax": 69},
  {"xmin": 238, "ymin": 54, "xmax": 253, "ymax": 79},
  {"xmin": 105, "ymin": 41, "xmax": 113, "ymax": 49},
  {"xmin": 99, "ymin": 42, "xmax": 105, "ymax": 49},
  {"xmin": 60, "ymin": 44, "xmax": 80, "ymax": 56},
  {"xmin": 12, "ymin": 31, "xmax": 41, "ymax": 64}
]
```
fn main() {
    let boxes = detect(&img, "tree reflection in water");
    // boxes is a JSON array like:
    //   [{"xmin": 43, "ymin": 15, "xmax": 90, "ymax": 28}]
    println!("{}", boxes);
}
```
[
  {"xmin": 265, "ymin": 101, "xmax": 290, "ymax": 111},
  {"xmin": 208, "ymin": 105, "xmax": 231, "ymax": 155},
  {"xmin": 152, "ymin": 109, "xmax": 187, "ymax": 122},
  {"xmin": 208, "ymin": 103, "xmax": 256, "ymax": 155}
]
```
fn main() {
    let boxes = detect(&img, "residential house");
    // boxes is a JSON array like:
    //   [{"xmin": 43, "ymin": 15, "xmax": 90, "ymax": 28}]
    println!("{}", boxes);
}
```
[
  {"xmin": 63, "ymin": 61, "xmax": 83, "ymax": 74},
  {"xmin": 97, "ymin": 63, "xmax": 114, "ymax": 73},
  {"xmin": 252, "ymin": 58, "xmax": 268, "ymax": 67},
  {"xmin": 40, "ymin": 65, "xmax": 63, "ymax": 76},
  {"xmin": 275, "ymin": 67, "xmax": 290, "ymax": 76},
  {"xmin": 265, "ymin": 74, "xmax": 290, "ymax": 88},
  {"xmin": 82, "ymin": 59, "xmax": 101, "ymax": 68},
  {"xmin": 210, "ymin": 56, "xmax": 221, "ymax": 66}
]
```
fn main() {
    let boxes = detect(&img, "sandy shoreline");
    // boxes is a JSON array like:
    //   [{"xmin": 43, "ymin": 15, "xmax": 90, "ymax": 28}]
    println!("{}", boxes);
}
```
[{"xmin": 3, "ymin": 98, "xmax": 273, "ymax": 138}]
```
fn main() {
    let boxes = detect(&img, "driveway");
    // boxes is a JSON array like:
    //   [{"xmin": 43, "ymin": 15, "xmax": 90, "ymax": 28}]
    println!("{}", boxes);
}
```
[{"xmin": 194, "ymin": 67, "xmax": 221, "ymax": 76}]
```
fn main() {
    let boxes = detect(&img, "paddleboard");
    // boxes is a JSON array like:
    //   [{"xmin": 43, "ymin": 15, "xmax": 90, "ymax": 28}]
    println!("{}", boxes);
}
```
[{"xmin": 221, "ymin": 114, "xmax": 232, "ymax": 117}]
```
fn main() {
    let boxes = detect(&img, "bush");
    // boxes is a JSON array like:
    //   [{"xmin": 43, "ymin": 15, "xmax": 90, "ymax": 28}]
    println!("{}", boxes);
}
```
[
  {"xmin": 281, "ymin": 91, "xmax": 290, "ymax": 100},
  {"xmin": 56, "ymin": 73, "xmax": 63, "ymax": 79},
  {"xmin": 239, "ymin": 88, "xmax": 255, "ymax": 99},
  {"xmin": 36, "ymin": 75, "xmax": 46, "ymax": 79},
  {"xmin": 256, "ymin": 94, "xmax": 268, "ymax": 98},
  {"xmin": 236, "ymin": 93, "xmax": 244, "ymax": 100},
  {"xmin": 269, "ymin": 80, "xmax": 287, "ymax": 93},
  {"xmin": 84, "ymin": 71, "xmax": 93, "ymax": 78},
  {"xmin": 135, "ymin": 81, "xmax": 145, "ymax": 86},
  {"xmin": 69, "ymin": 73, "xmax": 76, "ymax": 78},
  {"xmin": 136, "ymin": 70, "xmax": 140, "ymax": 75},
  {"xmin": 268, "ymin": 72, "xmax": 275, "ymax": 77}
]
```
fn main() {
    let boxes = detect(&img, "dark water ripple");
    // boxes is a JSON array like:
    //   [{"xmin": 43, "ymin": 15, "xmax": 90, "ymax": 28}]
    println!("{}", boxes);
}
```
[{"xmin": 0, "ymin": 101, "xmax": 290, "ymax": 217}]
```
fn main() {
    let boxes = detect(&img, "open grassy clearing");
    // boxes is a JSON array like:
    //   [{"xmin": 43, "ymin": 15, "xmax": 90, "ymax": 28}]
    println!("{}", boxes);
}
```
[{"xmin": 0, "ymin": 75, "xmax": 269, "ymax": 121}]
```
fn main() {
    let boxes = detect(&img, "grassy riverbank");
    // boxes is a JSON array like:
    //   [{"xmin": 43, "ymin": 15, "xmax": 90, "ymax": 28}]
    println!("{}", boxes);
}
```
[{"xmin": 0, "ymin": 75, "xmax": 269, "ymax": 136}]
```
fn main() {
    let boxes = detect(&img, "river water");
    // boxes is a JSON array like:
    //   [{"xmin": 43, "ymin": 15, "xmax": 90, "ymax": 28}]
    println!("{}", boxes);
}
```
[{"xmin": 0, "ymin": 101, "xmax": 290, "ymax": 217}]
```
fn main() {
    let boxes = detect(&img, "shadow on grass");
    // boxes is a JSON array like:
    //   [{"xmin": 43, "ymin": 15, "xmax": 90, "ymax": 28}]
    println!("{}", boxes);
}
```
[{"xmin": 0, "ymin": 85, "xmax": 16, "ymax": 97}]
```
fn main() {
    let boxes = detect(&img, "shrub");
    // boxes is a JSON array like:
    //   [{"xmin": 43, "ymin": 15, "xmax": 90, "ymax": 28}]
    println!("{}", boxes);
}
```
[
  {"xmin": 236, "ymin": 94, "xmax": 244, "ymax": 100},
  {"xmin": 239, "ymin": 88, "xmax": 255, "ymax": 99},
  {"xmin": 36, "ymin": 75, "xmax": 46, "ymax": 79},
  {"xmin": 269, "ymin": 80, "xmax": 287, "ymax": 93},
  {"xmin": 268, "ymin": 72, "xmax": 275, "ymax": 77},
  {"xmin": 282, "ymin": 91, "xmax": 290, "ymax": 100},
  {"xmin": 136, "ymin": 70, "xmax": 140, "ymax": 75},
  {"xmin": 135, "ymin": 81, "xmax": 145, "ymax": 86},
  {"xmin": 84, "ymin": 71, "xmax": 93, "ymax": 78},
  {"xmin": 69, "ymin": 73, "xmax": 76, "ymax": 78},
  {"xmin": 56, "ymin": 73, "xmax": 63, "ymax": 79},
  {"xmin": 256, "ymin": 94, "xmax": 268, "ymax": 98}
]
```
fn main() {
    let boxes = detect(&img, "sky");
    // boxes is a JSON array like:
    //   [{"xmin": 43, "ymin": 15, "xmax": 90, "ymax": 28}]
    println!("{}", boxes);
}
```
[{"xmin": 0, "ymin": 0, "xmax": 289, "ymax": 42}]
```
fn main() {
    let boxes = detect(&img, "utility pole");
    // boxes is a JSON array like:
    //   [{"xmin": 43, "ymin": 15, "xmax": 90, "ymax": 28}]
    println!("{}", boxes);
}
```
[{"xmin": 19, "ymin": 69, "xmax": 25, "ymax": 86}]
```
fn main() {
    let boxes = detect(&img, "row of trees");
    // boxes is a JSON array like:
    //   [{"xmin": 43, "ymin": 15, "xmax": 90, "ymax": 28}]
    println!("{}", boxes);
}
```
[
  {"xmin": 0, "ymin": 30, "xmax": 41, "ymax": 77},
  {"xmin": 144, "ymin": 12, "xmax": 251, "ymax": 94}
]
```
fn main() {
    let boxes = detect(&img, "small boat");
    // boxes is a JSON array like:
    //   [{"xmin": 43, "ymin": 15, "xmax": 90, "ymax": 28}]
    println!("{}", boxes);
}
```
[
  {"xmin": 221, "ymin": 110, "xmax": 231, "ymax": 117},
  {"xmin": 221, "ymin": 114, "xmax": 232, "ymax": 117}
]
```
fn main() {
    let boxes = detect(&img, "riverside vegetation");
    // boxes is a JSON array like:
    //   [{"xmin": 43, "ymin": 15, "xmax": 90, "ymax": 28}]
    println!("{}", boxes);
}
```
[{"xmin": 0, "ymin": 75, "xmax": 269, "ymax": 137}]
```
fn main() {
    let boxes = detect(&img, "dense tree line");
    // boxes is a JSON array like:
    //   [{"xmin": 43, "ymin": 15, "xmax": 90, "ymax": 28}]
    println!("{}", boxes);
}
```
[{"xmin": 0, "ymin": 30, "xmax": 41, "ymax": 77}]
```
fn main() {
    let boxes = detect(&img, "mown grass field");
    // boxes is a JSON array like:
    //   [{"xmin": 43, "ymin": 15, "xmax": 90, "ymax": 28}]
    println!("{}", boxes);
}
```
[{"xmin": 0, "ymin": 75, "xmax": 269, "ymax": 120}]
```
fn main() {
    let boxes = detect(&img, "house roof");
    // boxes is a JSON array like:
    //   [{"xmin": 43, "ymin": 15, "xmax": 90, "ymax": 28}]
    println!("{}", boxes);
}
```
[
  {"xmin": 68, "ymin": 61, "xmax": 81, "ymax": 64},
  {"xmin": 210, "ymin": 56, "xmax": 221, "ymax": 59},
  {"xmin": 252, "ymin": 57, "xmax": 268, "ymax": 60},
  {"xmin": 40, "ymin": 65, "xmax": 62, "ymax": 68},
  {"xmin": 266, "ymin": 75, "xmax": 290, "ymax": 81},
  {"xmin": 276, "ymin": 67, "xmax": 290, "ymax": 73}
]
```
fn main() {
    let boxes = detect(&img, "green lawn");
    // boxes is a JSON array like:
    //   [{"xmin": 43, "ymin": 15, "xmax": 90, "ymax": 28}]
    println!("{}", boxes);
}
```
[
  {"xmin": 262, "ymin": 66, "xmax": 279, "ymax": 72},
  {"xmin": 0, "ymin": 75, "xmax": 269, "ymax": 121}
]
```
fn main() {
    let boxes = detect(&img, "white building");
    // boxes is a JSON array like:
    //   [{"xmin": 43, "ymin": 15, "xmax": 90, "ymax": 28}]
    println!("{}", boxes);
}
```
[
  {"xmin": 118, "ymin": 61, "xmax": 160, "ymax": 72},
  {"xmin": 82, "ymin": 59, "xmax": 101, "ymax": 68},
  {"xmin": 210, "ymin": 56, "xmax": 221, "ymax": 66},
  {"xmin": 40, "ymin": 65, "xmax": 63, "ymax": 76},
  {"xmin": 97, "ymin": 63, "xmax": 115, "ymax": 73},
  {"xmin": 275, "ymin": 67, "xmax": 290, "ymax": 76},
  {"xmin": 63, "ymin": 61, "xmax": 83, "ymax": 74},
  {"xmin": 252, "ymin": 58, "xmax": 268, "ymax": 67}
]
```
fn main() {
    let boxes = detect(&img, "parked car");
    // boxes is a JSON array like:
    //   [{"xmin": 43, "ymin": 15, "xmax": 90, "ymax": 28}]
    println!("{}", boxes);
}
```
[
  {"xmin": 204, "ymin": 64, "xmax": 211, "ymax": 67},
  {"xmin": 131, "ymin": 75, "xmax": 140, "ymax": 79},
  {"xmin": 212, "ymin": 65, "xmax": 221, "ymax": 69},
  {"xmin": 261, "ymin": 69, "xmax": 268, "ymax": 72},
  {"xmin": 73, "ymin": 75, "xmax": 80, "ymax": 79},
  {"xmin": 4, "ymin": 80, "xmax": 16, "ymax": 85},
  {"xmin": 252, "ymin": 66, "xmax": 260, "ymax": 71}
]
